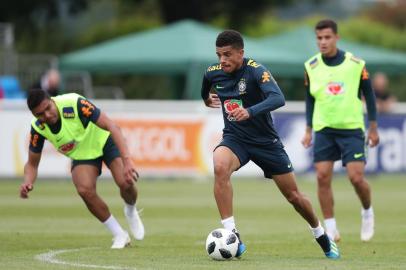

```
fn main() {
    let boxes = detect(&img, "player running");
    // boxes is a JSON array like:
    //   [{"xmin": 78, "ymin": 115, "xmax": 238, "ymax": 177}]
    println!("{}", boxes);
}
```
[
  {"xmin": 301, "ymin": 19, "xmax": 379, "ymax": 242},
  {"xmin": 201, "ymin": 29, "xmax": 340, "ymax": 259}
]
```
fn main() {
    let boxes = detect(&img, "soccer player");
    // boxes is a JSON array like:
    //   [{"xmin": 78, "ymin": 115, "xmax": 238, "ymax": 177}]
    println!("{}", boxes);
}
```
[
  {"xmin": 20, "ymin": 89, "xmax": 145, "ymax": 249},
  {"xmin": 201, "ymin": 30, "xmax": 340, "ymax": 259},
  {"xmin": 301, "ymin": 19, "xmax": 379, "ymax": 242}
]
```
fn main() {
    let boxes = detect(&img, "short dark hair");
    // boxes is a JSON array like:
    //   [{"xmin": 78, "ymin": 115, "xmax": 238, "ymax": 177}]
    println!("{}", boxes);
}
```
[
  {"xmin": 27, "ymin": 89, "xmax": 50, "ymax": 111},
  {"xmin": 216, "ymin": 30, "xmax": 244, "ymax": 49},
  {"xmin": 315, "ymin": 19, "xmax": 338, "ymax": 34}
]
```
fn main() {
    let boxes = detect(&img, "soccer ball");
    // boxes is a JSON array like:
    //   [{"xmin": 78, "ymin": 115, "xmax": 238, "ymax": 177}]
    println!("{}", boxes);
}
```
[{"xmin": 205, "ymin": 228, "xmax": 239, "ymax": 260}]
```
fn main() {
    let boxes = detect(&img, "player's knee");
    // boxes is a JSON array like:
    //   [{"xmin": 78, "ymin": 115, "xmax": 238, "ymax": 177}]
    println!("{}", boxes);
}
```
[
  {"xmin": 77, "ymin": 187, "xmax": 96, "ymax": 200},
  {"xmin": 349, "ymin": 171, "xmax": 364, "ymax": 186},
  {"xmin": 316, "ymin": 171, "xmax": 331, "ymax": 186},
  {"xmin": 286, "ymin": 190, "xmax": 301, "ymax": 206},
  {"xmin": 213, "ymin": 161, "xmax": 232, "ymax": 179},
  {"xmin": 117, "ymin": 180, "xmax": 132, "ymax": 190}
]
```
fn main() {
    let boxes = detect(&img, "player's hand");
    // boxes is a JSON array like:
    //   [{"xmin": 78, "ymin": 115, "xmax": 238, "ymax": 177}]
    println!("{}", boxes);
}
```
[
  {"xmin": 301, "ymin": 130, "xmax": 313, "ymax": 148},
  {"xmin": 20, "ymin": 182, "xmax": 33, "ymax": 199},
  {"xmin": 123, "ymin": 157, "xmax": 139, "ymax": 184},
  {"xmin": 204, "ymin": 93, "xmax": 221, "ymax": 108},
  {"xmin": 367, "ymin": 127, "xmax": 379, "ymax": 147},
  {"xmin": 230, "ymin": 107, "xmax": 250, "ymax": 121}
]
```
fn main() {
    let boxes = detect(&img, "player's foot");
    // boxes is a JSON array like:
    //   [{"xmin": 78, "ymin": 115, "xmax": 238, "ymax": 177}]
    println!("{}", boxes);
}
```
[
  {"xmin": 111, "ymin": 231, "xmax": 130, "ymax": 249},
  {"xmin": 124, "ymin": 205, "xmax": 145, "ymax": 240},
  {"xmin": 361, "ymin": 212, "xmax": 374, "ymax": 242},
  {"xmin": 326, "ymin": 228, "xmax": 341, "ymax": 242},
  {"xmin": 316, "ymin": 233, "xmax": 340, "ymax": 259},
  {"xmin": 233, "ymin": 230, "xmax": 246, "ymax": 258}
]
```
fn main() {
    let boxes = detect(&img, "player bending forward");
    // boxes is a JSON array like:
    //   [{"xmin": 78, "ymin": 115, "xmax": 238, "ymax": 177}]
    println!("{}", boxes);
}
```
[{"xmin": 20, "ymin": 89, "xmax": 144, "ymax": 249}]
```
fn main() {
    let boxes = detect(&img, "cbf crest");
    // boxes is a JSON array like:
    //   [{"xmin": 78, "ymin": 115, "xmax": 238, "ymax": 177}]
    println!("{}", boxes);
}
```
[{"xmin": 238, "ymin": 79, "xmax": 246, "ymax": 95}]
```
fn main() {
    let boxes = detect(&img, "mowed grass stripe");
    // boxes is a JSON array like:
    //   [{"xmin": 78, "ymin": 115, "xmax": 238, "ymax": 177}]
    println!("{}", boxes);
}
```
[{"xmin": 0, "ymin": 175, "xmax": 405, "ymax": 270}]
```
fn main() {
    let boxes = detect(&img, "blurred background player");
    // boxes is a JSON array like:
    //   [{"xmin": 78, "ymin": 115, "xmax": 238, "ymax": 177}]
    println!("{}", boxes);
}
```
[
  {"xmin": 201, "ymin": 30, "xmax": 340, "ymax": 259},
  {"xmin": 30, "ymin": 69, "xmax": 61, "ymax": 97},
  {"xmin": 372, "ymin": 72, "xmax": 397, "ymax": 113},
  {"xmin": 301, "ymin": 19, "xmax": 379, "ymax": 242},
  {"xmin": 20, "ymin": 89, "xmax": 144, "ymax": 249}
]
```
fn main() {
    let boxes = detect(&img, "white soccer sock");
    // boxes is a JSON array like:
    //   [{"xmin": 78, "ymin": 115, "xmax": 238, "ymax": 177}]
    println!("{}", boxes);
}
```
[
  {"xmin": 324, "ymin": 218, "xmax": 337, "ymax": 233},
  {"xmin": 125, "ymin": 202, "xmax": 136, "ymax": 215},
  {"xmin": 221, "ymin": 216, "xmax": 236, "ymax": 232},
  {"xmin": 362, "ymin": 206, "xmax": 374, "ymax": 218},
  {"xmin": 103, "ymin": 215, "xmax": 125, "ymax": 237},
  {"xmin": 309, "ymin": 221, "xmax": 325, "ymax": 238}
]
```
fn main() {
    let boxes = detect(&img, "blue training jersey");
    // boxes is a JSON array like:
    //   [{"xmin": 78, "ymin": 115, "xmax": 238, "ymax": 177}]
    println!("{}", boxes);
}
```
[{"xmin": 201, "ymin": 58, "xmax": 286, "ymax": 144}]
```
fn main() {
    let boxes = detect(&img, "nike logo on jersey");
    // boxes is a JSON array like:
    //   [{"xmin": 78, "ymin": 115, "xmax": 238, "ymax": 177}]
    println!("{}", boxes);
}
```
[
  {"xmin": 215, "ymin": 84, "xmax": 224, "ymax": 89},
  {"xmin": 354, "ymin": 153, "xmax": 364, "ymax": 159}
]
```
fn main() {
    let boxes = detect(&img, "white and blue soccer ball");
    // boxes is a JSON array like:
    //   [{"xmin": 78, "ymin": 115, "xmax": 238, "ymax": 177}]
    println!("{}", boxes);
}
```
[{"xmin": 205, "ymin": 228, "xmax": 239, "ymax": 260}]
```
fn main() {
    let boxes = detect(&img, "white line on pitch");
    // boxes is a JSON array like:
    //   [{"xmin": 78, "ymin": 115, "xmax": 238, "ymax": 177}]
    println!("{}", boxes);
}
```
[{"xmin": 35, "ymin": 248, "xmax": 136, "ymax": 270}]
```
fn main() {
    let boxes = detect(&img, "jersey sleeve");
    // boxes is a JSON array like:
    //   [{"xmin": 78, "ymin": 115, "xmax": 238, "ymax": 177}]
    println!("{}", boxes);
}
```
[
  {"xmin": 29, "ymin": 126, "xmax": 45, "ymax": 153},
  {"xmin": 201, "ymin": 71, "xmax": 211, "ymax": 100},
  {"xmin": 247, "ymin": 65, "xmax": 285, "ymax": 117},
  {"xmin": 304, "ymin": 70, "xmax": 315, "ymax": 128},
  {"xmin": 359, "ymin": 66, "xmax": 377, "ymax": 121},
  {"xmin": 77, "ymin": 97, "xmax": 101, "ymax": 127}
]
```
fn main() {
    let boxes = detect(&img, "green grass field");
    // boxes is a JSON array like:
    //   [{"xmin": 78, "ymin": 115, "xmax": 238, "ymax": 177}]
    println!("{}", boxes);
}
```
[{"xmin": 1, "ymin": 175, "xmax": 405, "ymax": 270}]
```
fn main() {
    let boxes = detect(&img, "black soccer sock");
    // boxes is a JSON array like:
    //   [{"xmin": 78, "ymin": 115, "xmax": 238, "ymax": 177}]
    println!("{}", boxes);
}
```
[{"xmin": 316, "ymin": 234, "xmax": 331, "ymax": 253}]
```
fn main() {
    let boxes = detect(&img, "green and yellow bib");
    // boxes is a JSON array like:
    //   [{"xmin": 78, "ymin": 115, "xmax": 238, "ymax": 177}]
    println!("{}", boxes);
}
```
[
  {"xmin": 305, "ymin": 52, "xmax": 365, "ymax": 131},
  {"xmin": 31, "ymin": 93, "xmax": 109, "ymax": 160}
]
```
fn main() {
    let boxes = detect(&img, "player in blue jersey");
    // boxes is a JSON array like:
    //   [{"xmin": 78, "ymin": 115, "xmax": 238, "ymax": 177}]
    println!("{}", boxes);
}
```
[{"xmin": 201, "ymin": 30, "xmax": 340, "ymax": 259}]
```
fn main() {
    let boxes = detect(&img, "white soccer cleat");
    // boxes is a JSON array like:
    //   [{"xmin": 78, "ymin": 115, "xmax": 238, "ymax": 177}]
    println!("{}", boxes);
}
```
[
  {"xmin": 111, "ymin": 231, "xmax": 131, "ymax": 249},
  {"xmin": 124, "ymin": 205, "xmax": 145, "ymax": 240},
  {"xmin": 361, "ymin": 213, "xmax": 374, "ymax": 242},
  {"xmin": 326, "ymin": 228, "xmax": 341, "ymax": 242}
]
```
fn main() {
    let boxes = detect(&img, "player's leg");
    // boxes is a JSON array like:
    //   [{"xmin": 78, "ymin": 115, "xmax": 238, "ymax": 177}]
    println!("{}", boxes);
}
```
[
  {"xmin": 109, "ymin": 157, "xmax": 144, "ymax": 241},
  {"xmin": 104, "ymin": 136, "xmax": 144, "ymax": 241},
  {"xmin": 273, "ymin": 172, "xmax": 319, "ymax": 226},
  {"xmin": 250, "ymin": 141, "xmax": 339, "ymax": 259},
  {"xmin": 213, "ymin": 141, "xmax": 248, "ymax": 257},
  {"xmin": 213, "ymin": 146, "xmax": 240, "ymax": 220},
  {"xmin": 346, "ymin": 161, "xmax": 374, "ymax": 241},
  {"xmin": 272, "ymin": 172, "xmax": 339, "ymax": 259},
  {"xmin": 340, "ymin": 129, "xmax": 373, "ymax": 241},
  {"xmin": 71, "ymin": 163, "xmax": 129, "ymax": 248},
  {"xmin": 313, "ymin": 130, "xmax": 341, "ymax": 241},
  {"xmin": 109, "ymin": 157, "xmax": 137, "ymax": 204},
  {"xmin": 315, "ymin": 161, "xmax": 340, "ymax": 241}
]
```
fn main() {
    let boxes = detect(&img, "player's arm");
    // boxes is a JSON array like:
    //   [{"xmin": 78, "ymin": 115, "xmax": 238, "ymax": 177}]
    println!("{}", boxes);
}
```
[
  {"xmin": 96, "ymin": 112, "xmax": 138, "ymax": 183},
  {"xmin": 77, "ymin": 98, "xmax": 139, "ymax": 183},
  {"xmin": 302, "ymin": 70, "xmax": 314, "ymax": 148},
  {"xmin": 240, "ymin": 66, "xmax": 285, "ymax": 120},
  {"xmin": 359, "ymin": 66, "xmax": 379, "ymax": 147},
  {"xmin": 20, "ymin": 128, "xmax": 44, "ymax": 198},
  {"xmin": 201, "ymin": 72, "xmax": 220, "ymax": 108}
]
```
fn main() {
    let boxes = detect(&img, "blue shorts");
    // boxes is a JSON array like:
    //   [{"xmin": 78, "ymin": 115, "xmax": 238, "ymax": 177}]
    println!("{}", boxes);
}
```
[
  {"xmin": 216, "ymin": 135, "xmax": 293, "ymax": 179},
  {"xmin": 314, "ymin": 128, "xmax": 366, "ymax": 166},
  {"xmin": 71, "ymin": 136, "xmax": 121, "ymax": 175}
]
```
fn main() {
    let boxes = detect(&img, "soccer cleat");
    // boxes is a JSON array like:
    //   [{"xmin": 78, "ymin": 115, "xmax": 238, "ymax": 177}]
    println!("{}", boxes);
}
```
[
  {"xmin": 316, "ymin": 233, "xmax": 340, "ymax": 259},
  {"xmin": 326, "ymin": 228, "xmax": 341, "ymax": 242},
  {"xmin": 361, "ymin": 213, "xmax": 374, "ymax": 242},
  {"xmin": 233, "ymin": 230, "xmax": 246, "ymax": 258},
  {"xmin": 111, "ymin": 231, "xmax": 131, "ymax": 249},
  {"xmin": 124, "ymin": 205, "xmax": 145, "ymax": 240}
]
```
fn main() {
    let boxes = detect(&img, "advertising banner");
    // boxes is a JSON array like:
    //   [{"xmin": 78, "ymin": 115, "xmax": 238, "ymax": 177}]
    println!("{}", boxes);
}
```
[{"xmin": 1, "ymin": 101, "xmax": 405, "ymax": 178}]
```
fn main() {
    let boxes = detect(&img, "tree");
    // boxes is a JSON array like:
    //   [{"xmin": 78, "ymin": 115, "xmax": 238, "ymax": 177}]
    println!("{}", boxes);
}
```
[{"xmin": 0, "ymin": 0, "xmax": 88, "ymax": 32}]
